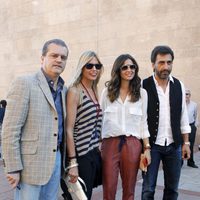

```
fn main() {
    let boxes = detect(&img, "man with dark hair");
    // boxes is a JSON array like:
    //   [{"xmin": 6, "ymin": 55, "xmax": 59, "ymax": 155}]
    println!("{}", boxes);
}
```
[
  {"xmin": 142, "ymin": 45, "xmax": 191, "ymax": 200},
  {"xmin": 2, "ymin": 39, "xmax": 68, "ymax": 200}
]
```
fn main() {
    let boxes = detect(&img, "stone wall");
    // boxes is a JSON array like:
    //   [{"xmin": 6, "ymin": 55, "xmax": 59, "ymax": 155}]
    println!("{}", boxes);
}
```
[{"xmin": 0, "ymin": 0, "xmax": 200, "ymax": 142}]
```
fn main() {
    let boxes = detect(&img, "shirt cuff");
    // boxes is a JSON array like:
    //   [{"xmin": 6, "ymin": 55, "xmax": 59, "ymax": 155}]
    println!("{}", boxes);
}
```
[{"xmin": 181, "ymin": 125, "xmax": 191, "ymax": 134}]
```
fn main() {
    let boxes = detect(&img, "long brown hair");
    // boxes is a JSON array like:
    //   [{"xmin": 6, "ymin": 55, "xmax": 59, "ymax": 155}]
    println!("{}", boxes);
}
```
[{"xmin": 106, "ymin": 54, "xmax": 141, "ymax": 102}]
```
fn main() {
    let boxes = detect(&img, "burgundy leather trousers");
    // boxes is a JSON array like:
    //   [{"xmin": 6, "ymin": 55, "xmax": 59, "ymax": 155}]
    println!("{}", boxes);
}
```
[{"xmin": 101, "ymin": 136, "xmax": 142, "ymax": 200}]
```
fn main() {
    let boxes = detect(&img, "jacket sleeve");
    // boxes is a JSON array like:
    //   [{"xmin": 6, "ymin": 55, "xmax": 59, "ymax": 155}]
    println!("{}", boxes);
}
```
[{"xmin": 2, "ymin": 76, "xmax": 30, "ymax": 173}]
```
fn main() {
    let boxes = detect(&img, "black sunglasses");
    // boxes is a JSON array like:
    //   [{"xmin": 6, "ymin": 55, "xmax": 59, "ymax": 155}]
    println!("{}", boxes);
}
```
[
  {"xmin": 121, "ymin": 64, "xmax": 137, "ymax": 71},
  {"xmin": 84, "ymin": 63, "xmax": 102, "ymax": 70}
]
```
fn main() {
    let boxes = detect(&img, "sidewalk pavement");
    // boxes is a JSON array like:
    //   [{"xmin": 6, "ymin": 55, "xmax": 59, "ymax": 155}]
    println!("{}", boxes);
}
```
[{"xmin": 1, "ymin": 148, "xmax": 200, "ymax": 200}]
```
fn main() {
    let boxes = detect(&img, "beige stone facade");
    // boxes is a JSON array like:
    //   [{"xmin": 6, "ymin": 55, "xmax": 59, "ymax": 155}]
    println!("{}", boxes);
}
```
[{"xmin": 0, "ymin": 0, "xmax": 200, "ymax": 142}]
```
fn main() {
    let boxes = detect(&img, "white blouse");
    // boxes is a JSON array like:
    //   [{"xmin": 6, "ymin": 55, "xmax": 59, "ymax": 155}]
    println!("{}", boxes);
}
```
[{"xmin": 100, "ymin": 88, "xmax": 150, "ymax": 139}]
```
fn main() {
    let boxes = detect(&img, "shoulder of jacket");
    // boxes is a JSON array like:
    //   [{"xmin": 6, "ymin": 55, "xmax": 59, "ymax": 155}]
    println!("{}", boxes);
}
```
[
  {"xmin": 13, "ymin": 73, "xmax": 35, "ymax": 85},
  {"xmin": 171, "ymin": 76, "xmax": 181, "ymax": 84},
  {"xmin": 142, "ymin": 76, "xmax": 153, "ymax": 86}
]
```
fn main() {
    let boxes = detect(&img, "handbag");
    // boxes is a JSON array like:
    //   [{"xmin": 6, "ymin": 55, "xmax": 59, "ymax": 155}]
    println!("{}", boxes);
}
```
[{"xmin": 64, "ymin": 176, "xmax": 88, "ymax": 200}]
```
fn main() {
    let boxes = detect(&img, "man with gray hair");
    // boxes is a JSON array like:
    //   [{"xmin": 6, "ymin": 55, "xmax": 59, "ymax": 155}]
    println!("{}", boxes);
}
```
[
  {"xmin": 185, "ymin": 89, "xmax": 198, "ymax": 168},
  {"xmin": 2, "ymin": 39, "xmax": 68, "ymax": 200}
]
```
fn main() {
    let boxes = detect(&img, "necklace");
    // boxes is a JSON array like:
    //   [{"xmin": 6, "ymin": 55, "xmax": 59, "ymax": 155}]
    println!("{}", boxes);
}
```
[{"xmin": 80, "ymin": 81, "xmax": 100, "ymax": 118}]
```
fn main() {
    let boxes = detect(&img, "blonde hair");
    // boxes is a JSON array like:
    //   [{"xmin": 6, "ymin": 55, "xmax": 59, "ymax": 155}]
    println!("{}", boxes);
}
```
[{"xmin": 69, "ymin": 51, "xmax": 103, "ymax": 92}]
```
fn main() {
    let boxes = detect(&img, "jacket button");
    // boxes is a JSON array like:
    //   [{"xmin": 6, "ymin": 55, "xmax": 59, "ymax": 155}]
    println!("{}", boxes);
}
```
[
  {"xmin": 54, "ymin": 133, "xmax": 57, "ymax": 136},
  {"xmin": 55, "ymin": 117, "xmax": 58, "ymax": 120},
  {"xmin": 53, "ymin": 149, "xmax": 56, "ymax": 152}
]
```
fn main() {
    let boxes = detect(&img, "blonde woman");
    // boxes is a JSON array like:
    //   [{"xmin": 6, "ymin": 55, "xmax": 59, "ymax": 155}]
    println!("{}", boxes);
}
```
[{"xmin": 66, "ymin": 51, "xmax": 103, "ymax": 199}]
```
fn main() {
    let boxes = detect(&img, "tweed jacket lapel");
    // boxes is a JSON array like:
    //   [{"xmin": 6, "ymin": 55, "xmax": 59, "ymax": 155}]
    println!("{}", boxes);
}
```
[
  {"xmin": 36, "ymin": 70, "xmax": 56, "ymax": 111},
  {"xmin": 61, "ymin": 87, "xmax": 67, "ymax": 119},
  {"xmin": 61, "ymin": 87, "xmax": 67, "ymax": 171}
]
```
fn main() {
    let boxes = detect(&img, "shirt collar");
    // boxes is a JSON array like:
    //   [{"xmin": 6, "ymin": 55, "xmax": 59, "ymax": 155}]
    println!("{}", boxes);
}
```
[
  {"xmin": 153, "ymin": 74, "xmax": 174, "ymax": 86},
  {"xmin": 41, "ymin": 68, "xmax": 64, "ymax": 89},
  {"xmin": 116, "ymin": 95, "xmax": 131, "ymax": 104}
]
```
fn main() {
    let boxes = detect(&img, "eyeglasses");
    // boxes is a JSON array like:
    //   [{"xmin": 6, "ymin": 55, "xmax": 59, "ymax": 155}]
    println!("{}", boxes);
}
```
[
  {"xmin": 84, "ymin": 63, "xmax": 102, "ymax": 70},
  {"xmin": 120, "ymin": 64, "xmax": 137, "ymax": 71}
]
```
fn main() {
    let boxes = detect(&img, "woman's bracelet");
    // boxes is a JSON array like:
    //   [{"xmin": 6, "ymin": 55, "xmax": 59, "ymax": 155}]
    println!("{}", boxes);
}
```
[
  {"xmin": 144, "ymin": 148, "xmax": 151, "ymax": 151},
  {"xmin": 68, "ymin": 156, "xmax": 76, "ymax": 160},
  {"xmin": 68, "ymin": 159, "xmax": 78, "ymax": 165},
  {"xmin": 144, "ymin": 143, "xmax": 151, "ymax": 151},
  {"xmin": 65, "ymin": 163, "xmax": 79, "ymax": 171}
]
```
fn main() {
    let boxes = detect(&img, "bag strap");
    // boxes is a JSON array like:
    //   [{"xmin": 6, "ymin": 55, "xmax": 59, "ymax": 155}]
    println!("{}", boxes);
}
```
[{"xmin": 78, "ymin": 177, "xmax": 87, "ymax": 192}]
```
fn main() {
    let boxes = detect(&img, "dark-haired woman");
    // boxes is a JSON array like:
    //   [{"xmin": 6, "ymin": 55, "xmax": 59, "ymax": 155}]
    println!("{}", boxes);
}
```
[{"xmin": 100, "ymin": 54, "xmax": 151, "ymax": 200}]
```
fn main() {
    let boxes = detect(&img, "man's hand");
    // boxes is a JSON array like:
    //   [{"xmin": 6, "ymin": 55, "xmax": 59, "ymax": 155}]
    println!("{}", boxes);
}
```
[
  {"xmin": 182, "ymin": 144, "xmax": 191, "ymax": 160},
  {"xmin": 6, "ymin": 173, "xmax": 20, "ymax": 189}
]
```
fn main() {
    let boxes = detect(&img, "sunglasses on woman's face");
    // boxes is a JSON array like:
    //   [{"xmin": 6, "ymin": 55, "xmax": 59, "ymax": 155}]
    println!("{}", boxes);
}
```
[
  {"xmin": 84, "ymin": 63, "xmax": 102, "ymax": 70},
  {"xmin": 120, "ymin": 64, "xmax": 137, "ymax": 71}
]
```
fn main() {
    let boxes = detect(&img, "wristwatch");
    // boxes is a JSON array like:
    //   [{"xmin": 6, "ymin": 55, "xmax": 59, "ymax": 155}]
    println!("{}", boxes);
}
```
[{"xmin": 184, "ymin": 141, "xmax": 190, "ymax": 146}]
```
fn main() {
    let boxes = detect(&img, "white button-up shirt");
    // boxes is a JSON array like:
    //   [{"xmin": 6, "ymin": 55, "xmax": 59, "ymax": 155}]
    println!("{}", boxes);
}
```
[
  {"xmin": 187, "ymin": 100, "xmax": 198, "ymax": 127},
  {"xmin": 153, "ymin": 75, "xmax": 191, "ymax": 146},
  {"xmin": 100, "ymin": 88, "xmax": 150, "ymax": 139}
]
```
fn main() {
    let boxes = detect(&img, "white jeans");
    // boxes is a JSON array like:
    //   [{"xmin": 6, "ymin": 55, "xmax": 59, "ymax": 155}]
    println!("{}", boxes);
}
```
[{"xmin": 15, "ymin": 150, "xmax": 61, "ymax": 200}]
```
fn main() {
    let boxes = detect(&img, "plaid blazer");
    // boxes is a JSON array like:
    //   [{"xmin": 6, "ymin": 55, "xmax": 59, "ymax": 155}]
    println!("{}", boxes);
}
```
[{"xmin": 2, "ymin": 70, "xmax": 67, "ymax": 185}]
